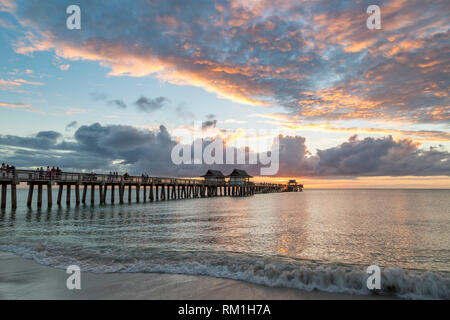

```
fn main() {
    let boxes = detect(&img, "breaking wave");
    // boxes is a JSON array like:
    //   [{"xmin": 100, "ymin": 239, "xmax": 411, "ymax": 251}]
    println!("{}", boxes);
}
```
[{"xmin": 1, "ymin": 244, "xmax": 449, "ymax": 300}]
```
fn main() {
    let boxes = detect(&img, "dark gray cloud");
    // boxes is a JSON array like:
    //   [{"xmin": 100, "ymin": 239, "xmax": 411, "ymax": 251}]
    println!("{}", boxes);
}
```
[
  {"xmin": 66, "ymin": 121, "xmax": 78, "ymax": 130},
  {"xmin": 0, "ymin": 124, "xmax": 448, "ymax": 177},
  {"xmin": 277, "ymin": 135, "xmax": 450, "ymax": 177},
  {"xmin": 108, "ymin": 99, "xmax": 127, "ymax": 109},
  {"xmin": 0, "ymin": 124, "xmax": 176, "ymax": 173},
  {"xmin": 0, "ymin": 130, "xmax": 61, "ymax": 150},
  {"xmin": 91, "ymin": 93, "xmax": 127, "ymax": 109},
  {"xmin": 202, "ymin": 114, "xmax": 217, "ymax": 130},
  {"xmin": 35, "ymin": 131, "xmax": 61, "ymax": 141},
  {"xmin": 134, "ymin": 96, "xmax": 170, "ymax": 113}
]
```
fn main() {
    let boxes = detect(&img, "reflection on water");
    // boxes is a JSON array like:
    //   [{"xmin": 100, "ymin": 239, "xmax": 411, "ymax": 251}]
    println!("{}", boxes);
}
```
[{"xmin": 1, "ymin": 189, "xmax": 449, "ymax": 272}]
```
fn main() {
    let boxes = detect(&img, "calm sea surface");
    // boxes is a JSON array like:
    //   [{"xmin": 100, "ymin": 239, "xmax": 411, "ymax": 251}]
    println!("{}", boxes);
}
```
[{"xmin": 1, "ymin": 189, "xmax": 449, "ymax": 298}]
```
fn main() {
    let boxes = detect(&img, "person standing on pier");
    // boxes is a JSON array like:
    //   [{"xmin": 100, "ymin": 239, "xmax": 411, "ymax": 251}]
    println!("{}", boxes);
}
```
[
  {"xmin": 56, "ymin": 167, "xmax": 62, "ymax": 179},
  {"xmin": 1, "ymin": 163, "xmax": 5, "ymax": 178},
  {"xmin": 0, "ymin": 163, "xmax": 14, "ymax": 178}
]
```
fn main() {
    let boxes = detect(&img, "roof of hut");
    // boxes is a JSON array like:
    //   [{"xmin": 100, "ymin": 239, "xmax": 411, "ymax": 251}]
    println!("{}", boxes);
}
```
[
  {"xmin": 226, "ymin": 169, "xmax": 253, "ymax": 178},
  {"xmin": 200, "ymin": 170, "xmax": 225, "ymax": 178}
]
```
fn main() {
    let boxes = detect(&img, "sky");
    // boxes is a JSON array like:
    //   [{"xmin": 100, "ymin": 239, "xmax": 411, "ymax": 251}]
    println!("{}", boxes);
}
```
[{"xmin": 0, "ymin": 0, "xmax": 449, "ymax": 188}]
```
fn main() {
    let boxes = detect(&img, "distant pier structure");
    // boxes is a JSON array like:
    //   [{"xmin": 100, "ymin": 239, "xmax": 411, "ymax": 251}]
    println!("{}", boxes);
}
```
[
  {"xmin": 0, "ymin": 168, "xmax": 303, "ymax": 209},
  {"xmin": 286, "ymin": 179, "xmax": 303, "ymax": 192}
]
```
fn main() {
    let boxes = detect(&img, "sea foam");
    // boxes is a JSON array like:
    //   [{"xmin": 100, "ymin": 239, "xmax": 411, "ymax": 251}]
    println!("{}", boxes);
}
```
[{"xmin": 1, "ymin": 244, "xmax": 448, "ymax": 300}]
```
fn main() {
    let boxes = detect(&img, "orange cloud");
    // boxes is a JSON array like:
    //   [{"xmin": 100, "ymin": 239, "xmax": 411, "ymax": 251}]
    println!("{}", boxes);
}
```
[
  {"xmin": 251, "ymin": 113, "xmax": 450, "ymax": 142},
  {"xmin": 0, "ymin": 78, "xmax": 43, "ymax": 89},
  {"xmin": 0, "ymin": 101, "xmax": 44, "ymax": 114},
  {"xmin": 0, "ymin": 102, "xmax": 30, "ymax": 108}
]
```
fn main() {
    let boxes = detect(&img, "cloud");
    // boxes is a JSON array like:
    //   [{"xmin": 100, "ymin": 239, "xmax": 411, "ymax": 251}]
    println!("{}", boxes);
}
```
[
  {"xmin": 134, "ymin": 96, "xmax": 169, "ymax": 113},
  {"xmin": 311, "ymin": 135, "xmax": 450, "ymax": 177},
  {"xmin": 0, "ymin": 130, "xmax": 61, "ymax": 150},
  {"xmin": 58, "ymin": 63, "xmax": 70, "ymax": 71},
  {"xmin": 0, "ymin": 102, "xmax": 31, "ymax": 109},
  {"xmin": 91, "ymin": 92, "xmax": 128, "ymax": 109},
  {"xmin": 64, "ymin": 107, "xmax": 86, "ymax": 115},
  {"xmin": 0, "ymin": 78, "xmax": 43, "ymax": 89},
  {"xmin": 90, "ymin": 91, "xmax": 108, "ymax": 101},
  {"xmin": 0, "ymin": 0, "xmax": 15, "ymax": 12},
  {"xmin": 35, "ymin": 130, "xmax": 61, "ymax": 141},
  {"xmin": 108, "ymin": 99, "xmax": 127, "ymax": 109},
  {"xmin": 66, "ymin": 121, "xmax": 77, "ymax": 130},
  {"xmin": 0, "ymin": 123, "xmax": 448, "ymax": 177},
  {"xmin": 251, "ymin": 113, "xmax": 450, "ymax": 142},
  {"xmin": 175, "ymin": 104, "xmax": 195, "ymax": 119},
  {"xmin": 224, "ymin": 118, "xmax": 247, "ymax": 124},
  {"xmin": 0, "ymin": 101, "xmax": 44, "ymax": 114},
  {"xmin": 6, "ymin": 0, "xmax": 449, "ymax": 123},
  {"xmin": 7, "ymin": 68, "xmax": 32, "ymax": 75},
  {"xmin": 202, "ymin": 114, "xmax": 217, "ymax": 130}
]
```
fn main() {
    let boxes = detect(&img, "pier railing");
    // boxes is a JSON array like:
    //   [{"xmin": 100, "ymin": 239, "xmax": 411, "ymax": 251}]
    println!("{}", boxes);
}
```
[{"xmin": 1, "ymin": 169, "xmax": 289, "ymax": 188}]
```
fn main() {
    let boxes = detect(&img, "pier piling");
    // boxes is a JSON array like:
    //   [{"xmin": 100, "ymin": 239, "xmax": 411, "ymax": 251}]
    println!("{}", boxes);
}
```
[
  {"xmin": 75, "ymin": 185, "xmax": 80, "ymax": 205},
  {"xmin": 1, "ymin": 184, "xmax": 6, "ymax": 209},
  {"xmin": 99, "ymin": 185, "xmax": 103, "ymax": 205},
  {"xmin": 27, "ymin": 184, "xmax": 34, "ymax": 207},
  {"xmin": 91, "ymin": 185, "xmax": 95, "ymax": 205},
  {"xmin": 11, "ymin": 183, "xmax": 17, "ymax": 209},
  {"xmin": 82, "ymin": 185, "xmax": 87, "ymax": 204},
  {"xmin": 111, "ymin": 185, "xmax": 115, "ymax": 204},
  {"xmin": 102, "ymin": 185, "xmax": 107, "ymax": 205},
  {"xmin": 66, "ymin": 184, "xmax": 71, "ymax": 206},
  {"xmin": 37, "ymin": 184, "xmax": 43, "ymax": 207},
  {"xmin": 47, "ymin": 184, "xmax": 52, "ymax": 207},
  {"xmin": 119, "ymin": 185, "xmax": 124, "ymax": 204},
  {"xmin": 57, "ymin": 184, "xmax": 63, "ymax": 205}
]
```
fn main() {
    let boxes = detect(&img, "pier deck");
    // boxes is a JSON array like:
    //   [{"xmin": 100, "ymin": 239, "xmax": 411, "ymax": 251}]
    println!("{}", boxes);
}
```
[{"xmin": 0, "ymin": 169, "xmax": 303, "ymax": 209}]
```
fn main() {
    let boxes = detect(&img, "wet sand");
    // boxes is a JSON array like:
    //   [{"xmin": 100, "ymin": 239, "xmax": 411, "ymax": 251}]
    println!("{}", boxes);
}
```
[{"xmin": 0, "ymin": 252, "xmax": 395, "ymax": 300}]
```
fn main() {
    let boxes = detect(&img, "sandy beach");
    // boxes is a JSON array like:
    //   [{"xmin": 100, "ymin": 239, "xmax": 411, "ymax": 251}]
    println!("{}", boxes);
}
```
[{"xmin": 0, "ymin": 252, "xmax": 396, "ymax": 300}]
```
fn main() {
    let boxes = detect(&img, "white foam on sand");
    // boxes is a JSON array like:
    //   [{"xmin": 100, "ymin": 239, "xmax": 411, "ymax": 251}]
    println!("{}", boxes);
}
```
[{"xmin": 0, "ymin": 251, "xmax": 395, "ymax": 300}]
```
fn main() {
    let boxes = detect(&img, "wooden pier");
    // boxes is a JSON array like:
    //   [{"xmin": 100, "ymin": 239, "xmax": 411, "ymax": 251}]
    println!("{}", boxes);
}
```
[{"xmin": 0, "ymin": 169, "xmax": 303, "ymax": 209}]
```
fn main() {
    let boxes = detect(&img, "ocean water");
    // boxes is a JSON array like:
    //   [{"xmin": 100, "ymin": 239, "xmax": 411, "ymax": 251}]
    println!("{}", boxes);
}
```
[{"xmin": 0, "ymin": 189, "xmax": 449, "ymax": 299}]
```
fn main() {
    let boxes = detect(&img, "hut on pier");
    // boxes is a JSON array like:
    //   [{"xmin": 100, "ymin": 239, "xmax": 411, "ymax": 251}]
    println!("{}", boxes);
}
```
[
  {"xmin": 226, "ymin": 169, "xmax": 252, "ymax": 185},
  {"xmin": 287, "ymin": 179, "xmax": 303, "ymax": 192},
  {"xmin": 201, "ymin": 170, "xmax": 225, "ymax": 182}
]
